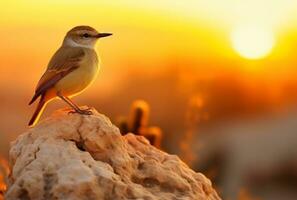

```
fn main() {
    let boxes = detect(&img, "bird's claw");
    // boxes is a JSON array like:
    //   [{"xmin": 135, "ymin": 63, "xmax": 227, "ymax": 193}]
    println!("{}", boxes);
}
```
[
  {"xmin": 68, "ymin": 108, "xmax": 93, "ymax": 115},
  {"xmin": 79, "ymin": 109, "xmax": 93, "ymax": 115}
]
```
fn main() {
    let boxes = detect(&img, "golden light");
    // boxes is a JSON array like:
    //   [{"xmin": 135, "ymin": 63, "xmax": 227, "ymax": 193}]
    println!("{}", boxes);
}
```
[{"xmin": 231, "ymin": 25, "xmax": 275, "ymax": 59}]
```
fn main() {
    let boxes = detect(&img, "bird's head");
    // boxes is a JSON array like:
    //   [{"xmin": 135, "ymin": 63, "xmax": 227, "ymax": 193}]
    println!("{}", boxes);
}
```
[{"xmin": 63, "ymin": 25, "xmax": 112, "ymax": 49}]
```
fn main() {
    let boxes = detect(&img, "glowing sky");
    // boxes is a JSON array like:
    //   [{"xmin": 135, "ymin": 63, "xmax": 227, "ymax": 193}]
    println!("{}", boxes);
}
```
[
  {"xmin": 2, "ymin": 1, "xmax": 297, "ymax": 27},
  {"xmin": 1, "ymin": 0, "xmax": 297, "ymax": 150},
  {"xmin": 0, "ymin": 0, "xmax": 297, "ymax": 90}
]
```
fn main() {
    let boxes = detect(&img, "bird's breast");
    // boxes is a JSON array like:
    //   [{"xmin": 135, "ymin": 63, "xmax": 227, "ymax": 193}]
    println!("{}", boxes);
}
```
[{"xmin": 55, "ymin": 51, "xmax": 99, "ymax": 97}]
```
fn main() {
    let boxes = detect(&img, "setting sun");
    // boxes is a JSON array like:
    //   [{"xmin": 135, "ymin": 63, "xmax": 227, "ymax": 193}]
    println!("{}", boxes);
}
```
[{"xmin": 231, "ymin": 25, "xmax": 275, "ymax": 59}]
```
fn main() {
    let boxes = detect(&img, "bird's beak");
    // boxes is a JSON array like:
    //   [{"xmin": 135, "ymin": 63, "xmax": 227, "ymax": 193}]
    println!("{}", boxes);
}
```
[{"xmin": 96, "ymin": 33, "xmax": 112, "ymax": 38}]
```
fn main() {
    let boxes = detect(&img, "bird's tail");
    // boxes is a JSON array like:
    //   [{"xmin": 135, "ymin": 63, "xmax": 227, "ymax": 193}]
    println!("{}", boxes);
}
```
[{"xmin": 28, "ymin": 94, "xmax": 47, "ymax": 127}]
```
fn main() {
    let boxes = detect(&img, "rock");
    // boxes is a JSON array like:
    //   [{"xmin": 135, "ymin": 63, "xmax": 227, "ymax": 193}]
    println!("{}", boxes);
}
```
[{"xmin": 5, "ymin": 107, "xmax": 221, "ymax": 200}]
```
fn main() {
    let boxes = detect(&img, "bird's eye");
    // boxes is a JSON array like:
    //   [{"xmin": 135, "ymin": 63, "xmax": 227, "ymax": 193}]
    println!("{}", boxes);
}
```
[{"xmin": 82, "ymin": 33, "xmax": 90, "ymax": 38}]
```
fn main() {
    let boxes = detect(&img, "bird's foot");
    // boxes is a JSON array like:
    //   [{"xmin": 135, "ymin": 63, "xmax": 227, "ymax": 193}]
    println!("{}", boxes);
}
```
[{"xmin": 68, "ymin": 107, "xmax": 93, "ymax": 115}]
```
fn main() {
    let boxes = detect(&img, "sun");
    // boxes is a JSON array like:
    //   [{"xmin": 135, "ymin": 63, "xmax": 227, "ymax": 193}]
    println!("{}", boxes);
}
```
[{"xmin": 231, "ymin": 25, "xmax": 275, "ymax": 59}]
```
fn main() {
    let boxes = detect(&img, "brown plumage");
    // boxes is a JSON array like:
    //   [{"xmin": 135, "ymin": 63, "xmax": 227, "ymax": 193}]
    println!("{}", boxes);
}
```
[{"xmin": 28, "ymin": 26, "xmax": 112, "ymax": 126}]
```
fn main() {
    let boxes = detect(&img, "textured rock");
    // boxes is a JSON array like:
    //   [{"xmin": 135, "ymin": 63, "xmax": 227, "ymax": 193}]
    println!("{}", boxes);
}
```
[{"xmin": 5, "ymin": 108, "xmax": 220, "ymax": 200}]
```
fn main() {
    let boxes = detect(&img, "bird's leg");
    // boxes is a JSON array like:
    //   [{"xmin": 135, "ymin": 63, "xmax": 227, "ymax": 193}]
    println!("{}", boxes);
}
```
[
  {"xmin": 57, "ymin": 92, "xmax": 92, "ymax": 115},
  {"xmin": 64, "ymin": 96, "xmax": 93, "ymax": 115}
]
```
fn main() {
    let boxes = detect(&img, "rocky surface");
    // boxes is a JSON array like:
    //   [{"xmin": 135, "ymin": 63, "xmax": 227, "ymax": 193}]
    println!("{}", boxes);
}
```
[{"xmin": 5, "ymin": 107, "xmax": 220, "ymax": 200}]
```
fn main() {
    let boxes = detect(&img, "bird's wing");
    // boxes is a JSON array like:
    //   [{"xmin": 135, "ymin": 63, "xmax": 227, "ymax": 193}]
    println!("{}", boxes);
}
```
[{"xmin": 29, "ymin": 47, "xmax": 85, "ymax": 105}]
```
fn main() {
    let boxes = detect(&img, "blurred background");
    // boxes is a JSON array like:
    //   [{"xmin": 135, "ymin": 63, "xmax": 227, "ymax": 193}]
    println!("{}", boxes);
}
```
[{"xmin": 1, "ymin": 0, "xmax": 297, "ymax": 199}]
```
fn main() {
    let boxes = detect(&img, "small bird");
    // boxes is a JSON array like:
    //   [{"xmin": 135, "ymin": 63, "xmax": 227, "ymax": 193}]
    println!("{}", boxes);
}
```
[{"xmin": 28, "ymin": 26, "xmax": 112, "ymax": 126}]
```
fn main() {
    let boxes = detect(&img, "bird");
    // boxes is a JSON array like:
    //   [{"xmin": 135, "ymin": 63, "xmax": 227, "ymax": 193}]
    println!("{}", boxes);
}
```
[{"xmin": 28, "ymin": 25, "xmax": 112, "ymax": 126}]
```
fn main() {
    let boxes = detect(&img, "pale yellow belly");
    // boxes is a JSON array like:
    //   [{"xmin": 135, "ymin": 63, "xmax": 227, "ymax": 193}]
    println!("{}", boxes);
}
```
[{"xmin": 55, "ymin": 63, "xmax": 99, "ymax": 97}]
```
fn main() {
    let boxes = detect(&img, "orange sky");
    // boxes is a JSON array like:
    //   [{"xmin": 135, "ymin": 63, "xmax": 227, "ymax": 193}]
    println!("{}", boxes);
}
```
[
  {"xmin": 1, "ymin": 0, "xmax": 297, "ymax": 156},
  {"xmin": 0, "ymin": 2, "xmax": 296, "ymax": 64},
  {"xmin": 0, "ymin": 0, "xmax": 297, "ymax": 99}
]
